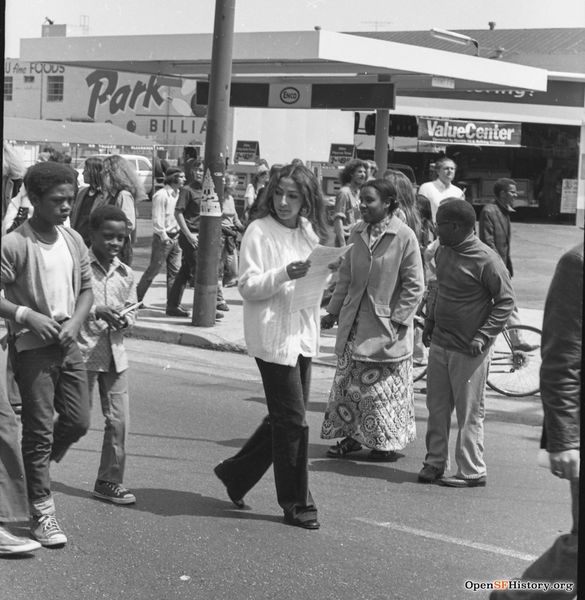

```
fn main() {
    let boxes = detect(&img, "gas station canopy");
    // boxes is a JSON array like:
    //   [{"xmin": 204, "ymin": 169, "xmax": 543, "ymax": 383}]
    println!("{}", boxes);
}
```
[{"xmin": 20, "ymin": 29, "xmax": 548, "ymax": 92}]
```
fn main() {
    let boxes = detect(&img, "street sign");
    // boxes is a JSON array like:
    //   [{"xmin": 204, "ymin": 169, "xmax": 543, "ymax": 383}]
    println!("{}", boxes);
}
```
[
  {"xmin": 234, "ymin": 140, "xmax": 260, "ymax": 163},
  {"xmin": 329, "ymin": 143, "xmax": 356, "ymax": 166},
  {"xmin": 197, "ymin": 82, "xmax": 395, "ymax": 109}
]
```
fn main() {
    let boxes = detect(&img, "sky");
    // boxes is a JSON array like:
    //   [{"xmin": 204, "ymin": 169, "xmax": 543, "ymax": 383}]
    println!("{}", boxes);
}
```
[{"xmin": 4, "ymin": 0, "xmax": 585, "ymax": 58}]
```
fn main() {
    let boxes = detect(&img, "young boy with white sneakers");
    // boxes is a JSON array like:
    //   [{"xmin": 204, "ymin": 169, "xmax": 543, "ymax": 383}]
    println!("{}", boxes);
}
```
[{"xmin": 77, "ymin": 205, "xmax": 138, "ymax": 505}]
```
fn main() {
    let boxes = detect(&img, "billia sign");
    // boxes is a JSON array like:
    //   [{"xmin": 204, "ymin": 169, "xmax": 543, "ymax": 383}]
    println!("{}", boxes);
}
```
[{"xmin": 418, "ymin": 118, "xmax": 522, "ymax": 147}]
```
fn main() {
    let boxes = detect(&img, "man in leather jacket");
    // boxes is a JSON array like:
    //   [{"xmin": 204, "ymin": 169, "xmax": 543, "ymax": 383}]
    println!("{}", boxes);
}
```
[
  {"xmin": 491, "ymin": 242, "xmax": 582, "ymax": 599},
  {"xmin": 479, "ymin": 178, "xmax": 538, "ymax": 351}
]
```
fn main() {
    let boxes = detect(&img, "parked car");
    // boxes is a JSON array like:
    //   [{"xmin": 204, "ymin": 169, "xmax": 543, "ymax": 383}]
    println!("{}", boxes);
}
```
[
  {"xmin": 386, "ymin": 162, "xmax": 417, "ymax": 186},
  {"xmin": 75, "ymin": 153, "xmax": 154, "ymax": 198}
]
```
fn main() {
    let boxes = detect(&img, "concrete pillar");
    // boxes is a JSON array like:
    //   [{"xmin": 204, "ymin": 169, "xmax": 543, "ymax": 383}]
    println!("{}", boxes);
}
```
[
  {"xmin": 576, "ymin": 119, "xmax": 585, "ymax": 228},
  {"xmin": 374, "ymin": 109, "xmax": 389, "ymax": 174}
]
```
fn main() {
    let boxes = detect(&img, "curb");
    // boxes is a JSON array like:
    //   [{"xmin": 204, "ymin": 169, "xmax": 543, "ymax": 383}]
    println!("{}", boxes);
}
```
[{"xmin": 128, "ymin": 322, "xmax": 248, "ymax": 354}]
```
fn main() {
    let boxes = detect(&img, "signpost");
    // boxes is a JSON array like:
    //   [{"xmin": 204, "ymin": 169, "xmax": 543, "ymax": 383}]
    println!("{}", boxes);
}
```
[{"xmin": 193, "ymin": 0, "xmax": 235, "ymax": 327}]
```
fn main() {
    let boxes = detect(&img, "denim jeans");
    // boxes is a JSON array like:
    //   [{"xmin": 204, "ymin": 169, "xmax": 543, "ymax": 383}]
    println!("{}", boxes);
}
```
[
  {"xmin": 0, "ymin": 346, "xmax": 28, "ymax": 522},
  {"xmin": 215, "ymin": 355, "xmax": 317, "ymax": 522},
  {"xmin": 87, "ymin": 369, "xmax": 129, "ymax": 484},
  {"xmin": 423, "ymin": 342, "xmax": 489, "ymax": 479},
  {"xmin": 136, "ymin": 234, "xmax": 181, "ymax": 304},
  {"xmin": 167, "ymin": 233, "xmax": 197, "ymax": 309},
  {"xmin": 15, "ymin": 342, "xmax": 90, "ymax": 514},
  {"xmin": 221, "ymin": 246, "xmax": 238, "ymax": 285},
  {"xmin": 168, "ymin": 232, "xmax": 224, "ymax": 309},
  {"xmin": 489, "ymin": 478, "xmax": 578, "ymax": 599}
]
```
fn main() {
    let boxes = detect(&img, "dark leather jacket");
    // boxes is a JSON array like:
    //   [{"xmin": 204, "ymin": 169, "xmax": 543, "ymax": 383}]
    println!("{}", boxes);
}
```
[
  {"xmin": 540, "ymin": 243, "xmax": 583, "ymax": 452},
  {"xmin": 479, "ymin": 201, "xmax": 513, "ymax": 277}
]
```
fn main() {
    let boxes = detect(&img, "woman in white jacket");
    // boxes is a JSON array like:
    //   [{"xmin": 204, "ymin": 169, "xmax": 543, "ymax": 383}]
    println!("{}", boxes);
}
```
[{"xmin": 214, "ymin": 164, "xmax": 328, "ymax": 530}]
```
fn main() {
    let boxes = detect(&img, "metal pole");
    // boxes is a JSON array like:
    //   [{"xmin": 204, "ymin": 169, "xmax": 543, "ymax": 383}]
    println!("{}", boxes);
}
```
[
  {"xmin": 192, "ymin": 0, "xmax": 236, "ymax": 326},
  {"xmin": 374, "ymin": 109, "xmax": 389, "ymax": 173}
]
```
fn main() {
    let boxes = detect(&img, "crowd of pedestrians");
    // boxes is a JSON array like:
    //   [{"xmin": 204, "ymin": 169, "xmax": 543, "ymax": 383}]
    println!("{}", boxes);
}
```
[{"xmin": 0, "ymin": 148, "xmax": 580, "ymax": 598}]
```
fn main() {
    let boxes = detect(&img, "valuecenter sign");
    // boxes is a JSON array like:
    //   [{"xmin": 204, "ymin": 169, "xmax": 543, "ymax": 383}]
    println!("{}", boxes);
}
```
[{"xmin": 418, "ymin": 118, "xmax": 522, "ymax": 147}]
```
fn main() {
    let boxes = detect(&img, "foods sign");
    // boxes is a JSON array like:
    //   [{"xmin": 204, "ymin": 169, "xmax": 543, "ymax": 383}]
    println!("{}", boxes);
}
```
[{"xmin": 419, "ymin": 118, "xmax": 522, "ymax": 147}]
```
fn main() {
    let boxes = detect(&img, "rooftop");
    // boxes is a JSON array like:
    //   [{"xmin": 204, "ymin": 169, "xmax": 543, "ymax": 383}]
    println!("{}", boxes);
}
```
[{"xmin": 351, "ymin": 28, "xmax": 585, "ymax": 72}]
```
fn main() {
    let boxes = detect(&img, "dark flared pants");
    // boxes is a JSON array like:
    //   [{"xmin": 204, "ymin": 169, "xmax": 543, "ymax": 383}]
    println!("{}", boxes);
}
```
[{"xmin": 216, "ymin": 355, "xmax": 317, "ymax": 522}]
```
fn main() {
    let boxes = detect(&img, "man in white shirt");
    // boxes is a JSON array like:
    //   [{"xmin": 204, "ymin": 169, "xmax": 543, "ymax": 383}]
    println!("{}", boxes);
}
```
[
  {"xmin": 136, "ymin": 168, "xmax": 185, "ymax": 309},
  {"xmin": 418, "ymin": 157, "xmax": 464, "ymax": 222}
]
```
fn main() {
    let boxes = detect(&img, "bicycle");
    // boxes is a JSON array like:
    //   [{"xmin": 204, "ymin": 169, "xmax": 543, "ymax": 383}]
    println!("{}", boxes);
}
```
[{"xmin": 413, "ymin": 319, "xmax": 542, "ymax": 398}]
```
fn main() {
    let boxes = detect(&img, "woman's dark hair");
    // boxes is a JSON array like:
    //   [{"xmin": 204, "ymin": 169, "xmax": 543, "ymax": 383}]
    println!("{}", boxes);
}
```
[
  {"xmin": 382, "ymin": 169, "xmax": 421, "ymax": 239},
  {"xmin": 84, "ymin": 156, "xmax": 104, "ymax": 190},
  {"xmin": 416, "ymin": 194, "xmax": 433, "ymax": 222},
  {"xmin": 101, "ymin": 155, "xmax": 143, "ymax": 199},
  {"xmin": 340, "ymin": 159, "xmax": 368, "ymax": 186},
  {"xmin": 89, "ymin": 205, "xmax": 128, "ymax": 232},
  {"xmin": 24, "ymin": 162, "xmax": 78, "ymax": 200},
  {"xmin": 253, "ymin": 163, "xmax": 328, "ymax": 243},
  {"xmin": 184, "ymin": 158, "xmax": 204, "ymax": 188},
  {"xmin": 361, "ymin": 178, "xmax": 399, "ymax": 215}
]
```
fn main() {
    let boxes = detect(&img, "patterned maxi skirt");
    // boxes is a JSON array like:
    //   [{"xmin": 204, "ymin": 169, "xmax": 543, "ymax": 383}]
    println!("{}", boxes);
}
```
[{"xmin": 320, "ymin": 326, "xmax": 416, "ymax": 451}]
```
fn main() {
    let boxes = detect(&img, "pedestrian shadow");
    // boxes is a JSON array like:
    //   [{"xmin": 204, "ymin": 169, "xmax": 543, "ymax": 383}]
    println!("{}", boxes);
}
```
[
  {"xmin": 51, "ymin": 480, "xmax": 281, "ymax": 523},
  {"xmin": 485, "ymin": 407, "xmax": 543, "ymax": 427},
  {"xmin": 309, "ymin": 458, "xmax": 418, "ymax": 484},
  {"xmin": 241, "ymin": 396, "xmax": 329, "ymax": 411},
  {"xmin": 0, "ymin": 553, "xmax": 37, "ymax": 561},
  {"xmin": 242, "ymin": 395, "xmax": 267, "ymax": 405},
  {"xmin": 225, "ymin": 298, "xmax": 243, "ymax": 307}
]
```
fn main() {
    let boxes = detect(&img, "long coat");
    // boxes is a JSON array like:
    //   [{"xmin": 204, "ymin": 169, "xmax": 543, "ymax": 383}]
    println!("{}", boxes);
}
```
[
  {"xmin": 479, "ymin": 202, "xmax": 513, "ymax": 276},
  {"xmin": 327, "ymin": 215, "xmax": 425, "ymax": 362}
]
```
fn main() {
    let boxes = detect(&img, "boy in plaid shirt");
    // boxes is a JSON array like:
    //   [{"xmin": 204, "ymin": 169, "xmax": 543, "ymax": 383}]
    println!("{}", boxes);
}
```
[{"xmin": 77, "ymin": 206, "xmax": 138, "ymax": 504}]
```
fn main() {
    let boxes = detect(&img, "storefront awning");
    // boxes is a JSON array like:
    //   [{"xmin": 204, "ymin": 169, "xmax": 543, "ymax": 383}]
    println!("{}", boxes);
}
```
[
  {"xmin": 3, "ymin": 117, "xmax": 156, "ymax": 148},
  {"xmin": 20, "ymin": 29, "xmax": 548, "ymax": 92}
]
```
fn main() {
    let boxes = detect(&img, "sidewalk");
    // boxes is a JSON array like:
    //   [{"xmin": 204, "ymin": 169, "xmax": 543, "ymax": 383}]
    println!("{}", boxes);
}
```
[
  {"xmin": 130, "ymin": 214, "xmax": 544, "ymax": 368},
  {"xmin": 130, "ymin": 251, "xmax": 340, "ymax": 367},
  {"xmin": 129, "ymin": 254, "xmax": 546, "ymax": 425},
  {"xmin": 131, "ymin": 276, "xmax": 544, "ymax": 365}
]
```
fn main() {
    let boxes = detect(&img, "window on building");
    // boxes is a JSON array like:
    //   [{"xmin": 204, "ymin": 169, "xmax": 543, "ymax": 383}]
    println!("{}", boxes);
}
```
[
  {"xmin": 24, "ymin": 75, "xmax": 35, "ymax": 84},
  {"xmin": 4, "ymin": 76, "xmax": 13, "ymax": 101},
  {"xmin": 47, "ymin": 75, "xmax": 64, "ymax": 102}
]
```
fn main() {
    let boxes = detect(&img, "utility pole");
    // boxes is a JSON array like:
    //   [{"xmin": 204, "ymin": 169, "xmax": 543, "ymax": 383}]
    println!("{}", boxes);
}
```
[{"xmin": 192, "ymin": 0, "xmax": 236, "ymax": 326}]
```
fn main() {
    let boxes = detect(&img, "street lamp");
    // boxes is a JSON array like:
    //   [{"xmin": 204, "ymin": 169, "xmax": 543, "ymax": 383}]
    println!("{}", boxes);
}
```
[{"xmin": 430, "ymin": 28, "xmax": 479, "ymax": 56}]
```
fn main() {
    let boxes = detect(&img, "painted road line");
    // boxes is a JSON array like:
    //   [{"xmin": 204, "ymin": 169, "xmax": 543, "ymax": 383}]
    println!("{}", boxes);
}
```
[{"xmin": 355, "ymin": 518, "xmax": 538, "ymax": 562}]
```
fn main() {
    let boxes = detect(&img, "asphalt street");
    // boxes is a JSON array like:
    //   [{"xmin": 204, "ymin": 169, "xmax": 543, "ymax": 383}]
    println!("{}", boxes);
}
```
[{"xmin": 0, "ymin": 339, "xmax": 571, "ymax": 600}]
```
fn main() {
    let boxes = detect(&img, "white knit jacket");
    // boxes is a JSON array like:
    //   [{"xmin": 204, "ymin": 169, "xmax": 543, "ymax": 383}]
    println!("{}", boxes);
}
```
[{"xmin": 238, "ymin": 215, "xmax": 320, "ymax": 366}]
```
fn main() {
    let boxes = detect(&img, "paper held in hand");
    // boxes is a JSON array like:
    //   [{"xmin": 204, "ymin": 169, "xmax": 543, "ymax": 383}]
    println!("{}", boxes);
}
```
[{"xmin": 290, "ymin": 244, "xmax": 353, "ymax": 312}]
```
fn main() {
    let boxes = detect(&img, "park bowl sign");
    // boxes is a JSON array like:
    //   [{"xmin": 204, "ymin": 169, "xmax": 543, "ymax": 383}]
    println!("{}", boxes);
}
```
[{"xmin": 280, "ymin": 87, "xmax": 300, "ymax": 105}]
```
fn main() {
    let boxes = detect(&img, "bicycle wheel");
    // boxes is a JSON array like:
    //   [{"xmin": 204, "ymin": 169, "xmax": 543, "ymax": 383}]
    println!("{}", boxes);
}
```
[{"xmin": 487, "ymin": 325, "xmax": 542, "ymax": 397}]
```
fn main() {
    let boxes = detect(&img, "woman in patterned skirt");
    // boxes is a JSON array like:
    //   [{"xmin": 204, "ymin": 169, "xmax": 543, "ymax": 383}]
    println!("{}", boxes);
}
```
[{"xmin": 321, "ymin": 178, "xmax": 425, "ymax": 460}]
